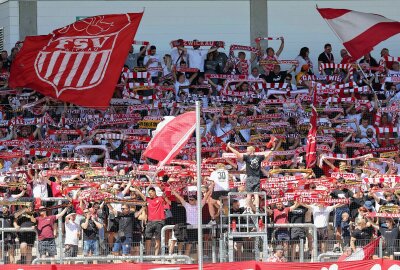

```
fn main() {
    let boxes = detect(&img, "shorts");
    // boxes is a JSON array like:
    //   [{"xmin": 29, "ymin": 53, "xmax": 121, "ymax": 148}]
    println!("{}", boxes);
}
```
[
  {"xmin": 64, "ymin": 244, "xmax": 78, "ymax": 257},
  {"xmin": 334, "ymin": 207, "xmax": 349, "ymax": 228},
  {"xmin": 274, "ymin": 229, "xmax": 290, "ymax": 241},
  {"xmin": 317, "ymin": 227, "xmax": 328, "ymax": 241},
  {"xmin": 18, "ymin": 232, "xmax": 36, "ymax": 245},
  {"xmin": 38, "ymin": 239, "xmax": 57, "ymax": 257},
  {"xmin": 211, "ymin": 190, "xmax": 229, "ymax": 200},
  {"xmin": 290, "ymin": 228, "xmax": 306, "ymax": 241},
  {"xmin": 83, "ymin": 239, "xmax": 99, "ymax": 256},
  {"xmin": 187, "ymin": 229, "xmax": 198, "ymax": 242},
  {"xmin": 245, "ymin": 176, "xmax": 260, "ymax": 192},
  {"xmin": 145, "ymin": 221, "xmax": 165, "ymax": 240},
  {"xmin": 113, "ymin": 236, "xmax": 133, "ymax": 255}
]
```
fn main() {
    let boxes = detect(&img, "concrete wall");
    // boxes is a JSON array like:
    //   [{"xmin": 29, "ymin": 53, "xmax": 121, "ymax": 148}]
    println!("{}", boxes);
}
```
[
  {"xmin": 267, "ymin": 0, "xmax": 400, "ymax": 73},
  {"xmin": 36, "ymin": 0, "xmax": 251, "ymax": 56},
  {"xmin": 0, "ymin": 0, "xmax": 19, "ymax": 51}
]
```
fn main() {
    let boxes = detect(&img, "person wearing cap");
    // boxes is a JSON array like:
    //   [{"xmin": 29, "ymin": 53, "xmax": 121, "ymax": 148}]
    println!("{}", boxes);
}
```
[
  {"xmin": 266, "ymin": 245, "xmax": 287, "ymax": 262},
  {"xmin": 64, "ymin": 213, "xmax": 80, "ymax": 262},
  {"xmin": 170, "ymin": 186, "xmax": 210, "ymax": 256},
  {"xmin": 34, "ymin": 205, "xmax": 69, "ymax": 261}
]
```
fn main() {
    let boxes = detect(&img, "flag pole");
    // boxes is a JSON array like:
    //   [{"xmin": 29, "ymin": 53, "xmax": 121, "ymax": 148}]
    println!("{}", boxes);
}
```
[{"xmin": 195, "ymin": 100, "xmax": 203, "ymax": 270}]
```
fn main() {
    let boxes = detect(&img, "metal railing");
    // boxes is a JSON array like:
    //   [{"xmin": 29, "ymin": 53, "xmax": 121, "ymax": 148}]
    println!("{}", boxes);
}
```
[
  {"xmin": 160, "ymin": 224, "xmax": 219, "ymax": 262},
  {"xmin": 32, "ymin": 255, "xmax": 193, "ymax": 264}
]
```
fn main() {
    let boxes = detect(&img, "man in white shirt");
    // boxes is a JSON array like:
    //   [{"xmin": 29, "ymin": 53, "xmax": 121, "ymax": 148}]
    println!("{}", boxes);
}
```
[
  {"xmin": 207, "ymin": 164, "xmax": 231, "ymax": 224},
  {"xmin": 301, "ymin": 202, "xmax": 342, "ymax": 253},
  {"xmin": 171, "ymin": 188, "xmax": 209, "ymax": 256},
  {"xmin": 144, "ymin": 45, "xmax": 161, "ymax": 78},
  {"xmin": 64, "ymin": 213, "xmax": 80, "ymax": 262},
  {"xmin": 179, "ymin": 40, "xmax": 218, "ymax": 72}
]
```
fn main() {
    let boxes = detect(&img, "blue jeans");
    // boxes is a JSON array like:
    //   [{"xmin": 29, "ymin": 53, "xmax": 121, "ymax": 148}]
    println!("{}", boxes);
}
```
[
  {"xmin": 83, "ymin": 239, "xmax": 99, "ymax": 256},
  {"xmin": 112, "ymin": 237, "xmax": 132, "ymax": 255}
]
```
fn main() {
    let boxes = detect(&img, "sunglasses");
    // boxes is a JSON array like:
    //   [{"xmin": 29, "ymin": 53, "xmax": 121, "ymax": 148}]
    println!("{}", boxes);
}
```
[{"xmin": 122, "ymin": 208, "xmax": 129, "ymax": 210}]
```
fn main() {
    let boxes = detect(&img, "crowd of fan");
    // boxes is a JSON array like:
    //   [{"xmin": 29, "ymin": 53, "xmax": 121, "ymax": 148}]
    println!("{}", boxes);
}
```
[{"xmin": 0, "ymin": 38, "xmax": 400, "ymax": 264}]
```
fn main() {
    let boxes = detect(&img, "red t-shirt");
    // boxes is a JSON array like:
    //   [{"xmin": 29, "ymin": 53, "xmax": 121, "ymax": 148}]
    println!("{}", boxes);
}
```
[
  {"xmin": 146, "ymin": 196, "xmax": 166, "ymax": 221},
  {"xmin": 273, "ymin": 207, "xmax": 290, "ymax": 224},
  {"xmin": 50, "ymin": 181, "xmax": 62, "ymax": 197},
  {"xmin": 72, "ymin": 199, "xmax": 84, "ymax": 215},
  {"xmin": 36, "ymin": 215, "xmax": 57, "ymax": 240}
]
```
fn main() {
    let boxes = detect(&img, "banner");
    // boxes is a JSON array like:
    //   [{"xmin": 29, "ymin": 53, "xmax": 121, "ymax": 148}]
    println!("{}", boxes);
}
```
[{"xmin": 2, "ymin": 259, "xmax": 400, "ymax": 270}]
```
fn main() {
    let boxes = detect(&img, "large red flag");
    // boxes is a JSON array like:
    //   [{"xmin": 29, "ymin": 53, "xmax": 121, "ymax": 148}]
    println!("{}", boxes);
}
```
[
  {"xmin": 142, "ymin": 111, "xmax": 196, "ymax": 166},
  {"xmin": 317, "ymin": 7, "xmax": 400, "ymax": 60},
  {"xmin": 306, "ymin": 88, "xmax": 317, "ymax": 168},
  {"xmin": 9, "ymin": 13, "xmax": 143, "ymax": 108}
]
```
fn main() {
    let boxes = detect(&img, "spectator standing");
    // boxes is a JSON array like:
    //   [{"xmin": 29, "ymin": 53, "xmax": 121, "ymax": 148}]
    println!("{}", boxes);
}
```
[
  {"xmin": 136, "ymin": 186, "xmax": 170, "ymax": 256},
  {"xmin": 227, "ymin": 142, "xmax": 273, "ymax": 213},
  {"xmin": 108, "ymin": 202, "xmax": 144, "ymax": 257},
  {"xmin": 64, "ymin": 213, "xmax": 80, "ymax": 262},
  {"xmin": 35, "ymin": 205, "xmax": 68, "ymax": 261},
  {"xmin": 81, "ymin": 208, "xmax": 103, "ymax": 259},
  {"xmin": 318, "ymin": 43, "xmax": 335, "ymax": 75}
]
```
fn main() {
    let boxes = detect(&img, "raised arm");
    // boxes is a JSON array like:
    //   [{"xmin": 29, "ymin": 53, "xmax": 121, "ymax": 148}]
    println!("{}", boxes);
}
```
[
  {"xmin": 56, "ymin": 206, "xmax": 69, "ymax": 220},
  {"xmin": 276, "ymin": 37, "xmax": 285, "ymax": 57},
  {"xmin": 171, "ymin": 188, "xmax": 186, "ymax": 205},
  {"xmin": 227, "ymin": 142, "xmax": 244, "ymax": 162}
]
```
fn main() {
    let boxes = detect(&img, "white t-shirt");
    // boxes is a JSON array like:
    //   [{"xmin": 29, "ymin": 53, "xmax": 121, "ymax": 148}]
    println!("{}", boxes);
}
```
[
  {"xmin": 32, "ymin": 181, "xmax": 48, "ymax": 198},
  {"xmin": 210, "ymin": 169, "xmax": 230, "ymax": 191},
  {"xmin": 65, "ymin": 221, "xmax": 80, "ymax": 245},
  {"xmin": 183, "ymin": 202, "xmax": 199, "ymax": 226},
  {"xmin": 174, "ymin": 79, "xmax": 190, "ymax": 96},
  {"xmin": 144, "ymin": 54, "xmax": 161, "ymax": 76},
  {"xmin": 187, "ymin": 49, "xmax": 208, "ymax": 72},
  {"xmin": 310, "ymin": 205, "xmax": 334, "ymax": 228}
]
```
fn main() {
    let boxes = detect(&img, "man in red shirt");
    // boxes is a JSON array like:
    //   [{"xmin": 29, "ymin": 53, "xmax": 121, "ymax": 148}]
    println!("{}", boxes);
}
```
[
  {"xmin": 135, "ymin": 186, "xmax": 171, "ymax": 255},
  {"xmin": 33, "ymin": 205, "xmax": 68, "ymax": 261}
]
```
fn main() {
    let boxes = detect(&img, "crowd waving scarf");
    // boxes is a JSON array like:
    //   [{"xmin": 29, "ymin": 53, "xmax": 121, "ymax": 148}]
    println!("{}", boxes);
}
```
[{"xmin": 9, "ymin": 13, "xmax": 144, "ymax": 108}]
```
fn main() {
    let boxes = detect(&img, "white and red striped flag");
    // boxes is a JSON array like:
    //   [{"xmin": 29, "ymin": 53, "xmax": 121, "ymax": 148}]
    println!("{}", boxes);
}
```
[
  {"xmin": 317, "ymin": 7, "xmax": 400, "ymax": 60},
  {"xmin": 338, "ymin": 237, "xmax": 380, "ymax": 261},
  {"xmin": 306, "ymin": 86, "xmax": 318, "ymax": 168},
  {"xmin": 142, "ymin": 111, "xmax": 196, "ymax": 167}
]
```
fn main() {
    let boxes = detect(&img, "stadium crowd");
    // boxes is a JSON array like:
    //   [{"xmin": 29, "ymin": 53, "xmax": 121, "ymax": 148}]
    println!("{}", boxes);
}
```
[{"xmin": 0, "ymin": 37, "xmax": 400, "ymax": 264}]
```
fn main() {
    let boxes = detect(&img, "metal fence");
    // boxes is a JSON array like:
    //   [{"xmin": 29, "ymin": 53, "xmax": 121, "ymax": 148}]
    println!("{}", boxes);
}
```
[{"xmin": 0, "ymin": 197, "xmax": 390, "ymax": 265}]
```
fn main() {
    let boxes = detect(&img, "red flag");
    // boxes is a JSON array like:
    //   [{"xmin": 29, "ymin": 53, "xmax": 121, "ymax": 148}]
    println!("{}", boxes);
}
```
[
  {"xmin": 306, "ymin": 88, "xmax": 317, "ymax": 168},
  {"xmin": 9, "ymin": 13, "xmax": 143, "ymax": 108},
  {"xmin": 142, "ymin": 111, "xmax": 196, "ymax": 166},
  {"xmin": 317, "ymin": 7, "xmax": 400, "ymax": 60}
]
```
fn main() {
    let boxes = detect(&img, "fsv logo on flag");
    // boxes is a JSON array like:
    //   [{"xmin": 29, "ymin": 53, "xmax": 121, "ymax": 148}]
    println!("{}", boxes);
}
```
[{"xmin": 9, "ymin": 13, "xmax": 143, "ymax": 108}]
